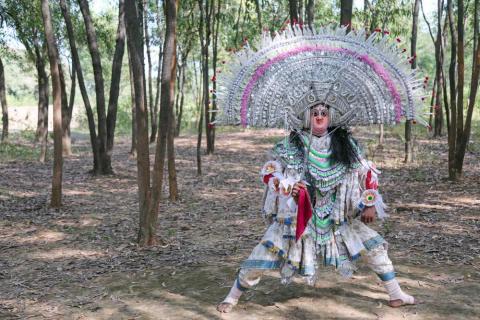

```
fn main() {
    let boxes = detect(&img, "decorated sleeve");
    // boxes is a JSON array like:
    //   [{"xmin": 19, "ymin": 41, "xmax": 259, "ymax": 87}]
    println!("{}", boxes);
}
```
[
  {"xmin": 260, "ymin": 160, "xmax": 283, "ymax": 217},
  {"xmin": 358, "ymin": 159, "xmax": 388, "ymax": 220}
]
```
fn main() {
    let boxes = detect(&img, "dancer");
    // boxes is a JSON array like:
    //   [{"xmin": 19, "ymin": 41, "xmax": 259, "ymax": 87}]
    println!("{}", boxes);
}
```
[{"xmin": 215, "ymin": 25, "xmax": 426, "ymax": 313}]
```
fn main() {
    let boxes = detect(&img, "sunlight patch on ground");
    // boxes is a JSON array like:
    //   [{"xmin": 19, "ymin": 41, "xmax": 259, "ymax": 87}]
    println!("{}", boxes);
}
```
[
  {"xmin": 63, "ymin": 189, "xmax": 94, "ymax": 196},
  {"xmin": 284, "ymin": 297, "xmax": 375, "ymax": 319},
  {"xmin": 121, "ymin": 292, "xmax": 218, "ymax": 320},
  {"xmin": 0, "ymin": 188, "xmax": 39, "ymax": 199},
  {"xmin": 17, "ymin": 229, "xmax": 66, "ymax": 244},
  {"xmin": 31, "ymin": 248, "xmax": 105, "ymax": 260}
]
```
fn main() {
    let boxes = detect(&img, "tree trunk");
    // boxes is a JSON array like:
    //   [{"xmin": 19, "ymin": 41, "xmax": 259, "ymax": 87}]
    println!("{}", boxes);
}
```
[
  {"xmin": 106, "ymin": 0, "xmax": 126, "ymax": 172},
  {"xmin": 0, "ymin": 56, "xmax": 8, "ymax": 142},
  {"xmin": 289, "ymin": 0, "xmax": 299, "ymax": 26},
  {"xmin": 175, "ymin": 58, "xmax": 186, "ymax": 136},
  {"xmin": 405, "ymin": 0, "xmax": 420, "ymax": 163},
  {"xmin": 433, "ymin": 0, "xmax": 444, "ymax": 138},
  {"xmin": 41, "ymin": 0, "xmax": 63, "ymax": 208},
  {"xmin": 60, "ymin": 0, "xmax": 99, "ymax": 172},
  {"xmin": 340, "ymin": 0, "xmax": 353, "ymax": 31},
  {"xmin": 152, "ymin": 0, "xmax": 178, "ymax": 206},
  {"xmin": 197, "ymin": 96, "xmax": 203, "ymax": 176},
  {"xmin": 209, "ymin": 0, "xmax": 221, "ymax": 154},
  {"xmin": 59, "ymin": 63, "xmax": 72, "ymax": 156},
  {"xmin": 447, "ymin": 0, "xmax": 457, "ymax": 179},
  {"xmin": 125, "ymin": 0, "xmax": 154, "ymax": 246},
  {"xmin": 453, "ymin": 0, "xmax": 464, "ymax": 176},
  {"xmin": 253, "ymin": 0, "xmax": 262, "ymax": 31},
  {"xmin": 78, "ymin": 0, "xmax": 109, "ymax": 175},
  {"xmin": 198, "ymin": 0, "xmax": 214, "ymax": 154},
  {"xmin": 127, "ymin": 41, "xmax": 137, "ymax": 158},
  {"xmin": 34, "ymin": 44, "xmax": 49, "ymax": 162},
  {"xmin": 35, "ymin": 47, "xmax": 47, "ymax": 143},
  {"xmin": 144, "ymin": 0, "xmax": 156, "ymax": 144},
  {"xmin": 455, "ymin": 0, "xmax": 480, "ymax": 172},
  {"xmin": 306, "ymin": 0, "xmax": 315, "ymax": 31},
  {"xmin": 153, "ymin": 0, "xmax": 164, "ymax": 143}
]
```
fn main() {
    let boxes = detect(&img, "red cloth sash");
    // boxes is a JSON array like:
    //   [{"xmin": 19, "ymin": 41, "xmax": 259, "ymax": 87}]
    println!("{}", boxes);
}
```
[{"xmin": 296, "ymin": 188, "xmax": 312, "ymax": 241}]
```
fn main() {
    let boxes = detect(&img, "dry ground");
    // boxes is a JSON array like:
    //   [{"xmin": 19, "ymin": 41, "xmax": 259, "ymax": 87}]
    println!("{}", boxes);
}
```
[{"xmin": 0, "ymin": 128, "xmax": 479, "ymax": 320}]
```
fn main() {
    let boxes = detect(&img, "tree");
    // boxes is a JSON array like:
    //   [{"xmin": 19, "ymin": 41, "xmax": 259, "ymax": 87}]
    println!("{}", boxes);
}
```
[
  {"xmin": 0, "ymin": 55, "xmax": 8, "ymax": 142},
  {"xmin": 446, "ymin": 0, "xmax": 480, "ymax": 179},
  {"xmin": 125, "ymin": 0, "xmax": 153, "ymax": 245},
  {"xmin": 340, "ymin": 0, "xmax": 353, "ymax": 31},
  {"xmin": 40, "ymin": 0, "xmax": 63, "ymax": 207},
  {"xmin": 125, "ymin": 0, "xmax": 178, "ymax": 246},
  {"xmin": 106, "ymin": 0, "xmax": 126, "ymax": 167},
  {"xmin": 198, "ymin": 0, "xmax": 216, "ymax": 155},
  {"xmin": 405, "ymin": 0, "xmax": 420, "ymax": 162},
  {"xmin": 2, "ymin": 1, "xmax": 50, "ymax": 158},
  {"xmin": 143, "ymin": 0, "xmax": 157, "ymax": 143},
  {"xmin": 155, "ymin": 0, "xmax": 178, "ymax": 201},
  {"xmin": 289, "ymin": 0, "xmax": 299, "ymax": 26},
  {"xmin": 59, "ymin": 0, "xmax": 99, "ymax": 170},
  {"xmin": 306, "ymin": 0, "xmax": 315, "ymax": 30},
  {"xmin": 77, "ymin": 0, "xmax": 126, "ymax": 175}
]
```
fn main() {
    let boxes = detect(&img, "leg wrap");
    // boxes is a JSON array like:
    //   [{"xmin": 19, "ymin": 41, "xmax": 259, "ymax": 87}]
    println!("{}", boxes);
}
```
[{"xmin": 363, "ymin": 245, "xmax": 395, "ymax": 280}]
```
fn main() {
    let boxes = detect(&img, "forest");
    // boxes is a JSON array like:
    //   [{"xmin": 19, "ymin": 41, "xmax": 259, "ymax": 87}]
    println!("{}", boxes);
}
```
[{"xmin": 0, "ymin": 0, "xmax": 479, "ymax": 319}]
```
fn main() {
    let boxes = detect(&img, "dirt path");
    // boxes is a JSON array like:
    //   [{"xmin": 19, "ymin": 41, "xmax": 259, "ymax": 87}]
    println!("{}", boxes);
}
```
[{"xmin": 0, "ymin": 129, "xmax": 479, "ymax": 319}]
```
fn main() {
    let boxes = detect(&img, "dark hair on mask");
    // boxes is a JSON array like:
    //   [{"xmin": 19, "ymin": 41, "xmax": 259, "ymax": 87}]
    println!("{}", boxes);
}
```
[{"xmin": 328, "ymin": 126, "xmax": 360, "ymax": 168}]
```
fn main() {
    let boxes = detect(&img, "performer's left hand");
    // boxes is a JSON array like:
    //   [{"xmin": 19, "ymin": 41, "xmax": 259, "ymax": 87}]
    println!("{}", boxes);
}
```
[
  {"xmin": 361, "ymin": 206, "xmax": 376, "ymax": 224},
  {"xmin": 291, "ymin": 182, "xmax": 306, "ymax": 203}
]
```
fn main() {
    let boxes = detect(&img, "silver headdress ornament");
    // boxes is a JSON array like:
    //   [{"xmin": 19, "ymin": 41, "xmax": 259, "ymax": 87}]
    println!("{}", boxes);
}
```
[{"xmin": 215, "ymin": 25, "xmax": 429, "ymax": 130}]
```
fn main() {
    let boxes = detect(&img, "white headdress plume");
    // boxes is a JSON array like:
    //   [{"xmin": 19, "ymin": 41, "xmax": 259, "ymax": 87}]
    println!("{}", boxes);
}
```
[{"xmin": 216, "ymin": 25, "xmax": 428, "ymax": 130}]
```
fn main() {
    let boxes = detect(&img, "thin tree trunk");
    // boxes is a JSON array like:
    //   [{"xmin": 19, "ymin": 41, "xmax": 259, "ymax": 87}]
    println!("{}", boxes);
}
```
[
  {"xmin": 35, "ymin": 50, "xmax": 47, "ymax": 143},
  {"xmin": 197, "ymin": 95, "xmax": 204, "ymax": 176},
  {"xmin": 144, "ymin": 0, "xmax": 156, "ymax": 143},
  {"xmin": 234, "ymin": 0, "xmax": 243, "ymax": 45},
  {"xmin": 152, "ymin": 0, "xmax": 178, "ymax": 207},
  {"xmin": 340, "ymin": 0, "xmax": 353, "ymax": 31},
  {"xmin": 127, "ymin": 41, "xmax": 137, "ymax": 158},
  {"xmin": 306, "ymin": 0, "xmax": 314, "ymax": 30},
  {"xmin": 106, "ymin": 0, "xmax": 126, "ymax": 172},
  {"xmin": 198, "ymin": 0, "xmax": 214, "ymax": 154},
  {"xmin": 456, "ymin": 0, "xmax": 480, "ymax": 170},
  {"xmin": 196, "ymin": 51, "xmax": 203, "ymax": 175},
  {"xmin": 434, "ymin": 0, "xmax": 444, "ymax": 138},
  {"xmin": 289, "ymin": 0, "xmax": 299, "ymax": 26},
  {"xmin": 60, "ymin": 0, "xmax": 99, "ymax": 172},
  {"xmin": 405, "ymin": 0, "xmax": 420, "ymax": 162},
  {"xmin": 453, "ymin": 0, "xmax": 468, "ymax": 176},
  {"xmin": 0, "ymin": 56, "xmax": 8, "ymax": 142},
  {"xmin": 41, "ymin": 0, "xmax": 63, "ymax": 208},
  {"xmin": 175, "ymin": 58, "xmax": 186, "ymax": 136},
  {"xmin": 59, "ymin": 63, "xmax": 72, "ymax": 156},
  {"xmin": 35, "ymin": 44, "xmax": 49, "ymax": 162},
  {"xmin": 447, "ymin": 0, "xmax": 458, "ymax": 179},
  {"xmin": 125, "ymin": 0, "xmax": 153, "ymax": 245},
  {"xmin": 78, "ymin": 0, "xmax": 109, "ymax": 174},
  {"xmin": 254, "ymin": 0, "xmax": 262, "ymax": 31},
  {"xmin": 68, "ymin": 61, "xmax": 76, "ymax": 128},
  {"xmin": 209, "ymin": 0, "xmax": 221, "ymax": 153},
  {"xmin": 153, "ymin": 0, "xmax": 164, "ymax": 142},
  {"xmin": 456, "ymin": 0, "xmax": 465, "ymax": 146}
]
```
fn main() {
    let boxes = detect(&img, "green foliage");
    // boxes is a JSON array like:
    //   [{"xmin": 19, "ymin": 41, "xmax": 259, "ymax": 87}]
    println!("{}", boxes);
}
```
[{"xmin": 0, "ymin": 141, "xmax": 39, "ymax": 161}]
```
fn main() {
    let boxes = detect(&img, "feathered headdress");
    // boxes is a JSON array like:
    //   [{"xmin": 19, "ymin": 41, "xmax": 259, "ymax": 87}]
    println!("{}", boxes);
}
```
[{"xmin": 216, "ymin": 25, "xmax": 428, "ymax": 130}]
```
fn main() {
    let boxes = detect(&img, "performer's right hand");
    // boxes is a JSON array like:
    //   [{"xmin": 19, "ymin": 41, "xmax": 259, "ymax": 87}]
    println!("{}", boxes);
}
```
[{"xmin": 291, "ymin": 182, "xmax": 306, "ymax": 203}]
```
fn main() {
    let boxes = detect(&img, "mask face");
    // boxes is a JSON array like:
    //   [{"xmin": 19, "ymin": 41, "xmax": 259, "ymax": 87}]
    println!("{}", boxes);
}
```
[{"xmin": 310, "ymin": 105, "xmax": 329, "ymax": 136}]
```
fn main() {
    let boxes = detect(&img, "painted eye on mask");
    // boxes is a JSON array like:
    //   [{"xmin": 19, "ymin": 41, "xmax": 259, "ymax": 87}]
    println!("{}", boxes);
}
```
[{"xmin": 312, "ymin": 110, "xmax": 328, "ymax": 118}]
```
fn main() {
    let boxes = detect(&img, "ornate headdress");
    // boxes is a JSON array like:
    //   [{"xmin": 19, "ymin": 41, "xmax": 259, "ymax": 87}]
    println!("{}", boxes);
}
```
[{"xmin": 216, "ymin": 25, "xmax": 428, "ymax": 130}]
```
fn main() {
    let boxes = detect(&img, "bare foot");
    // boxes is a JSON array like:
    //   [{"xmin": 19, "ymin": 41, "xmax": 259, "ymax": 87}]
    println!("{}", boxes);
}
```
[
  {"xmin": 388, "ymin": 297, "xmax": 419, "ymax": 308},
  {"xmin": 217, "ymin": 302, "xmax": 235, "ymax": 313}
]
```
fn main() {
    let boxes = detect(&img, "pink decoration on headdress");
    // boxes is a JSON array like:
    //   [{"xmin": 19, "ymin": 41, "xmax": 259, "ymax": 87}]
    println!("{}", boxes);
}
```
[{"xmin": 240, "ymin": 45, "xmax": 404, "ymax": 126}]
